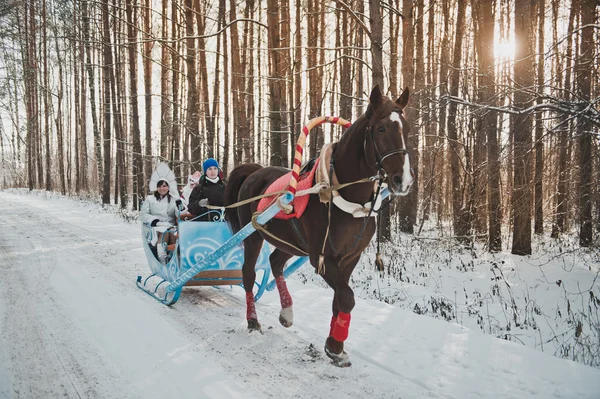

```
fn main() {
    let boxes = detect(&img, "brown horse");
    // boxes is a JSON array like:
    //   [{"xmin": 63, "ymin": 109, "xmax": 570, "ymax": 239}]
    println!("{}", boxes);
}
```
[{"xmin": 224, "ymin": 85, "xmax": 413, "ymax": 367}]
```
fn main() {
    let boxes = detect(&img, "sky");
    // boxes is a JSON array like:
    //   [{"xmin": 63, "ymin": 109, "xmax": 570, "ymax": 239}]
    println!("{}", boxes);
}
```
[{"xmin": 0, "ymin": 189, "xmax": 599, "ymax": 399}]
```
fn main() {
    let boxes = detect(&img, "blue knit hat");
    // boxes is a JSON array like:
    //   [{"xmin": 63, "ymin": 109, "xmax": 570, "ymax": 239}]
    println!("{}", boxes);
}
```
[{"xmin": 202, "ymin": 158, "xmax": 219, "ymax": 173}]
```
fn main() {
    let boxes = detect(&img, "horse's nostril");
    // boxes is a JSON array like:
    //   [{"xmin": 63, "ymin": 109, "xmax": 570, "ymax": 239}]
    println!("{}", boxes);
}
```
[{"xmin": 393, "ymin": 175, "xmax": 402, "ymax": 186}]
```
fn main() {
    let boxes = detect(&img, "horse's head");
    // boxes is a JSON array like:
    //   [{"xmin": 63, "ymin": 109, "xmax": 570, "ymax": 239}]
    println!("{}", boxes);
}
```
[{"xmin": 364, "ymin": 85, "xmax": 414, "ymax": 196}]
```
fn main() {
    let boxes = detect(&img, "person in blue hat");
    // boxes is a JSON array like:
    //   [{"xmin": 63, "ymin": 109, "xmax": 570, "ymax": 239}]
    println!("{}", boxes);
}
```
[{"xmin": 188, "ymin": 158, "xmax": 226, "ymax": 220}]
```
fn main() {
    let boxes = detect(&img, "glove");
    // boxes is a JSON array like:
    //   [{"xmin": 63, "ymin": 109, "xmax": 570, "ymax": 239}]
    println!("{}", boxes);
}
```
[
  {"xmin": 150, "ymin": 219, "xmax": 159, "ymax": 227},
  {"xmin": 199, "ymin": 198, "xmax": 209, "ymax": 207}
]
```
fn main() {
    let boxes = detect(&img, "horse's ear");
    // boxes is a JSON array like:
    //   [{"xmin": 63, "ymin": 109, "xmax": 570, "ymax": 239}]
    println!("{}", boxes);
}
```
[
  {"xmin": 396, "ymin": 87, "xmax": 410, "ymax": 109},
  {"xmin": 370, "ymin": 85, "xmax": 383, "ymax": 107}
]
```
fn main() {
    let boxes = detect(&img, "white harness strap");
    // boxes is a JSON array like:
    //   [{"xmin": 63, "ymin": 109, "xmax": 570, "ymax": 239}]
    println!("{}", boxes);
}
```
[{"xmin": 316, "ymin": 144, "xmax": 385, "ymax": 218}]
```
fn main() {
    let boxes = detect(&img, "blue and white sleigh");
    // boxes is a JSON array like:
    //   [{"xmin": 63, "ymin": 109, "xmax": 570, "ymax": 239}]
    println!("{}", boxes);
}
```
[{"xmin": 137, "ymin": 193, "xmax": 310, "ymax": 305}]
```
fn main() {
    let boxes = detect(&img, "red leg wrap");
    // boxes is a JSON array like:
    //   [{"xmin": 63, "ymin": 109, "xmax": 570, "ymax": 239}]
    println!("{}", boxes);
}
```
[
  {"xmin": 331, "ymin": 311, "xmax": 351, "ymax": 342},
  {"xmin": 329, "ymin": 315, "xmax": 337, "ymax": 337},
  {"xmin": 246, "ymin": 292, "xmax": 257, "ymax": 320},
  {"xmin": 275, "ymin": 276, "xmax": 293, "ymax": 309}
]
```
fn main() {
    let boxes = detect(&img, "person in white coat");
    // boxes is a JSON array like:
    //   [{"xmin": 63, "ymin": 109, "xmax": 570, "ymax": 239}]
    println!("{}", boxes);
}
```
[{"xmin": 141, "ymin": 179, "xmax": 178, "ymax": 263}]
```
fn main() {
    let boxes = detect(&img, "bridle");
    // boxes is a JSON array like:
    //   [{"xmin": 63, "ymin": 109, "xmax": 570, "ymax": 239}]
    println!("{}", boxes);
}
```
[{"xmin": 365, "ymin": 108, "xmax": 410, "ymax": 178}]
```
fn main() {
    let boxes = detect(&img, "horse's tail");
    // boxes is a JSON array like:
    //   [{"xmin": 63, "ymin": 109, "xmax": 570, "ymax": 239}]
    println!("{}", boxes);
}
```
[{"xmin": 224, "ymin": 163, "xmax": 263, "ymax": 234}]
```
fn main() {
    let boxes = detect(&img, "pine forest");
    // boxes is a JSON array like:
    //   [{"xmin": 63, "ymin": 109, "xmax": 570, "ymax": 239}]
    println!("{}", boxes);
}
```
[{"xmin": 0, "ymin": 0, "xmax": 598, "ymax": 253}]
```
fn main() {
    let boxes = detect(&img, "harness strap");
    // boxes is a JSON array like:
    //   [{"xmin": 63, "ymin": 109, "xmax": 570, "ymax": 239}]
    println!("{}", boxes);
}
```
[
  {"xmin": 251, "ymin": 212, "xmax": 308, "ymax": 256},
  {"xmin": 289, "ymin": 218, "xmax": 310, "ymax": 253},
  {"xmin": 316, "ymin": 143, "xmax": 385, "ymax": 218}
]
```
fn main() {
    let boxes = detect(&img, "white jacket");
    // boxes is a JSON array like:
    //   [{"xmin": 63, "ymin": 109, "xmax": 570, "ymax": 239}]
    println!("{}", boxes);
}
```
[
  {"xmin": 141, "ymin": 194, "xmax": 177, "ymax": 227},
  {"xmin": 181, "ymin": 184, "xmax": 194, "ymax": 207}
]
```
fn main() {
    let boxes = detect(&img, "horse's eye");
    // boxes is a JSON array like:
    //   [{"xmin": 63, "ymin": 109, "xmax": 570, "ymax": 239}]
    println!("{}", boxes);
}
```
[{"xmin": 378, "ymin": 126, "xmax": 386, "ymax": 133}]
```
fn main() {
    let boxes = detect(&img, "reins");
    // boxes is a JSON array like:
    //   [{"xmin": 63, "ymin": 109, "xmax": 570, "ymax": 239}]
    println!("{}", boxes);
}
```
[{"xmin": 203, "ymin": 175, "xmax": 376, "ymax": 211}]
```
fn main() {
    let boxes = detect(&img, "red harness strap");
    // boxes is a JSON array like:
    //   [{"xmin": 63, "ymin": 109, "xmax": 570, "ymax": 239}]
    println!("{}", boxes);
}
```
[{"xmin": 257, "ymin": 159, "xmax": 320, "ymax": 220}]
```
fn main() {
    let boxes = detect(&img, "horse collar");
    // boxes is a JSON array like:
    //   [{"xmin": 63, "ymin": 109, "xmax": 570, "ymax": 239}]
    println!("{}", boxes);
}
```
[{"xmin": 316, "ymin": 143, "xmax": 384, "ymax": 218}]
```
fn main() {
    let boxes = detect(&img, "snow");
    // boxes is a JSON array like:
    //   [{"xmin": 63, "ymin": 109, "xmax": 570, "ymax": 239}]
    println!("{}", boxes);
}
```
[{"xmin": 0, "ymin": 190, "xmax": 599, "ymax": 399}]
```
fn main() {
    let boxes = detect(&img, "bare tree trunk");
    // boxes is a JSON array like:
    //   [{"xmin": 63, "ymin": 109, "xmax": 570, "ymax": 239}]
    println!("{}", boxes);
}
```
[
  {"xmin": 355, "ymin": 0, "xmax": 365, "ymax": 117},
  {"xmin": 22, "ymin": 0, "xmax": 39, "ymax": 189},
  {"xmin": 388, "ymin": 0, "xmax": 400, "ymax": 97},
  {"xmin": 52, "ymin": 21, "xmax": 67, "ymax": 195},
  {"xmin": 126, "ymin": 0, "xmax": 143, "ymax": 209},
  {"xmin": 31, "ymin": 0, "xmax": 43, "ymax": 188},
  {"xmin": 267, "ymin": 0, "xmax": 283, "ymax": 166},
  {"xmin": 436, "ymin": 0, "xmax": 450, "ymax": 220},
  {"xmin": 447, "ymin": 0, "xmax": 467, "ymax": 240},
  {"xmin": 473, "ymin": 0, "xmax": 501, "ymax": 251},
  {"xmin": 369, "ymin": 0, "xmax": 383, "ymax": 88},
  {"xmin": 78, "ymin": 14, "xmax": 89, "ymax": 193},
  {"xmin": 419, "ymin": 0, "xmax": 437, "ymax": 227},
  {"xmin": 551, "ymin": 0, "xmax": 577, "ymax": 238},
  {"xmin": 100, "ymin": 0, "xmax": 113, "ymax": 204},
  {"xmin": 184, "ymin": 0, "xmax": 201, "ymax": 176},
  {"xmin": 160, "ymin": 0, "xmax": 172, "ymax": 160},
  {"xmin": 42, "ymin": 0, "xmax": 51, "ymax": 191},
  {"xmin": 511, "ymin": 0, "xmax": 534, "ymax": 255},
  {"xmin": 576, "ymin": 0, "xmax": 595, "ymax": 246},
  {"xmin": 171, "ymin": 0, "xmax": 181, "ymax": 175},
  {"xmin": 230, "ymin": 0, "xmax": 243, "ymax": 166},
  {"xmin": 195, "ymin": 0, "xmax": 211, "ymax": 168},
  {"xmin": 142, "ymin": 0, "xmax": 153, "ymax": 189},
  {"xmin": 244, "ymin": 0, "xmax": 256, "ymax": 163},
  {"xmin": 206, "ymin": 0, "xmax": 225, "ymax": 160},
  {"xmin": 112, "ymin": 2, "xmax": 127, "ymax": 208},
  {"xmin": 73, "ymin": 4, "xmax": 82, "ymax": 193},
  {"xmin": 82, "ymin": 0, "xmax": 103, "ymax": 186},
  {"xmin": 339, "ymin": 2, "xmax": 352, "ymax": 121},
  {"xmin": 307, "ymin": 0, "xmax": 322, "ymax": 160},
  {"xmin": 222, "ymin": 8, "xmax": 230, "ymax": 174},
  {"xmin": 292, "ymin": 0, "xmax": 301, "ymax": 162},
  {"xmin": 534, "ymin": 0, "xmax": 545, "ymax": 234},
  {"xmin": 280, "ymin": 0, "xmax": 291, "ymax": 167}
]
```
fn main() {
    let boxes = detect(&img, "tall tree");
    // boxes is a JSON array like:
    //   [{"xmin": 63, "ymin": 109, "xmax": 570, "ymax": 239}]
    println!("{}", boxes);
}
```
[
  {"xmin": 576, "ymin": 0, "xmax": 595, "ymax": 246},
  {"xmin": 436, "ymin": 0, "xmax": 451, "ymax": 219},
  {"xmin": 533, "ymin": 0, "xmax": 545, "ymax": 234},
  {"xmin": 126, "ymin": 0, "xmax": 143, "ymax": 209},
  {"xmin": 398, "ymin": 0, "xmax": 416, "ymax": 234},
  {"xmin": 551, "ymin": 0, "xmax": 578, "ymax": 238},
  {"xmin": 185, "ymin": 0, "xmax": 200, "ymax": 175},
  {"xmin": 446, "ymin": 0, "xmax": 468, "ymax": 240},
  {"xmin": 82, "ymin": 0, "xmax": 102, "ymax": 185},
  {"xmin": 100, "ymin": 0, "xmax": 113, "ymax": 204},
  {"xmin": 42, "ymin": 0, "xmax": 51, "ymax": 191},
  {"xmin": 473, "ymin": 0, "xmax": 502, "ymax": 251},
  {"xmin": 142, "ymin": 0, "xmax": 153, "ymax": 187},
  {"xmin": 307, "ymin": 0, "xmax": 322, "ymax": 160},
  {"xmin": 511, "ymin": 0, "xmax": 534, "ymax": 255},
  {"xmin": 267, "ymin": 0, "xmax": 283, "ymax": 165},
  {"xmin": 369, "ymin": 0, "xmax": 384, "ymax": 88},
  {"xmin": 171, "ymin": 0, "xmax": 181, "ymax": 175},
  {"xmin": 52, "ymin": 15, "xmax": 66, "ymax": 195},
  {"xmin": 160, "ymin": 0, "xmax": 172, "ymax": 160},
  {"xmin": 230, "ymin": 0, "xmax": 244, "ymax": 166}
]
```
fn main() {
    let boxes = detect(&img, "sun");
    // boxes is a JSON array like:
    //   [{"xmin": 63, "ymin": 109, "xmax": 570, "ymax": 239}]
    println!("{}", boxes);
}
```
[{"xmin": 494, "ymin": 38, "xmax": 516, "ymax": 59}]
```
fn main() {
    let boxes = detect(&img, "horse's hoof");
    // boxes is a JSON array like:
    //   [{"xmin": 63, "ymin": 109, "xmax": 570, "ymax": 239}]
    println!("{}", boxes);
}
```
[
  {"xmin": 324, "ymin": 344, "xmax": 352, "ymax": 367},
  {"xmin": 279, "ymin": 306, "xmax": 294, "ymax": 328},
  {"xmin": 247, "ymin": 318, "xmax": 262, "ymax": 332}
]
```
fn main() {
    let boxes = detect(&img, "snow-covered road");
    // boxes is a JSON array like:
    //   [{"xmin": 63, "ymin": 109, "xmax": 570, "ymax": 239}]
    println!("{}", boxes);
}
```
[{"xmin": 0, "ymin": 191, "xmax": 599, "ymax": 399}]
